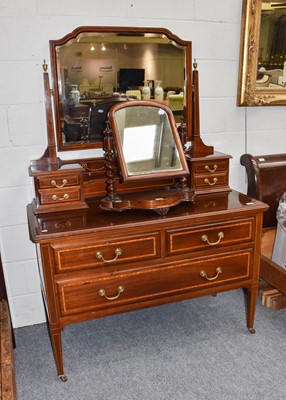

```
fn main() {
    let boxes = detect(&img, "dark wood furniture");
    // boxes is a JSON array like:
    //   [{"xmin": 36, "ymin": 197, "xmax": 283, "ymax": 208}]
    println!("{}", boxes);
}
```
[
  {"xmin": 28, "ymin": 191, "xmax": 267, "ymax": 381},
  {"xmin": 27, "ymin": 27, "xmax": 268, "ymax": 380},
  {"xmin": 241, "ymin": 153, "xmax": 286, "ymax": 307},
  {"xmin": 0, "ymin": 254, "xmax": 15, "ymax": 344},
  {"xmin": 0, "ymin": 255, "xmax": 16, "ymax": 399},
  {"xmin": 0, "ymin": 300, "xmax": 17, "ymax": 399}
]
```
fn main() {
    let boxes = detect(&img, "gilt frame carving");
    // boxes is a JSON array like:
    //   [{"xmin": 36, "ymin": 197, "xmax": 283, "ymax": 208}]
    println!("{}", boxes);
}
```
[{"xmin": 237, "ymin": 0, "xmax": 286, "ymax": 106}]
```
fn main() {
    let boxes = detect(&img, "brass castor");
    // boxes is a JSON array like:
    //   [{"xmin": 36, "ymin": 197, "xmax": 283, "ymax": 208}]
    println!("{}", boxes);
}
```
[
  {"xmin": 59, "ymin": 374, "xmax": 68, "ymax": 382},
  {"xmin": 249, "ymin": 328, "xmax": 256, "ymax": 334}
]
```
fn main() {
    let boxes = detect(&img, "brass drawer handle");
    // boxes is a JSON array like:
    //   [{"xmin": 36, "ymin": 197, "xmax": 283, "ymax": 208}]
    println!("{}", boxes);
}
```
[
  {"xmin": 99, "ymin": 285, "xmax": 125, "ymax": 301},
  {"xmin": 200, "ymin": 267, "xmax": 222, "ymax": 281},
  {"xmin": 52, "ymin": 194, "xmax": 69, "ymax": 201},
  {"xmin": 201, "ymin": 231, "xmax": 224, "ymax": 246},
  {"xmin": 95, "ymin": 248, "xmax": 122, "ymax": 263},
  {"xmin": 51, "ymin": 179, "xmax": 68, "ymax": 188},
  {"xmin": 204, "ymin": 177, "xmax": 218, "ymax": 186},
  {"xmin": 204, "ymin": 164, "xmax": 218, "ymax": 173},
  {"xmin": 54, "ymin": 221, "xmax": 72, "ymax": 229}
]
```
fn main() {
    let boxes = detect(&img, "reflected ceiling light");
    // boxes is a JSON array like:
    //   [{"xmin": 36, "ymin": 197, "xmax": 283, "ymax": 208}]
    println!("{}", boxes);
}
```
[
  {"xmin": 101, "ymin": 43, "xmax": 106, "ymax": 51},
  {"xmin": 124, "ymin": 43, "xmax": 128, "ymax": 50},
  {"xmin": 90, "ymin": 44, "xmax": 95, "ymax": 51}
]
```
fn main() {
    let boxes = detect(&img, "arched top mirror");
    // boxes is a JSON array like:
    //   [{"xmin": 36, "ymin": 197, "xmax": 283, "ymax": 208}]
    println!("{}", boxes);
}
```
[
  {"xmin": 100, "ymin": 100, "xmax": 194, "ymax": 214},
  {"xmin": 50, "ymin": 26, "xmax": 192, "ymax": 151},
  {"xmin": 109, "ymin": 101, "xmax": 189, "ymax": 181},
  {"xmin": 237, "ymin": 0, "xmax": 286, "ymax": 106}
]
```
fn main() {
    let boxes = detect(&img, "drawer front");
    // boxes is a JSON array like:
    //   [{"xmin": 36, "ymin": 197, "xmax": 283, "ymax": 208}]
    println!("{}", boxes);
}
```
[
  {"xmin": 56, "ymin": 250, "xmax": 252, "ymax": 316},
  {"xmin": 194, "ymin": 173, "xmax": 228, "ymax": 189},
  {"xmin": 38, "ymin": 175, "xmax": 80, "ymax": 189},
  {"xmin": 166, "ymin": 220, "xmax": 253, "ymax": 256},
  {"xmin": 194, "ymin": 160, "xmax": 228, "ymax": 174},
  {"xmin": 39, "ymin": 187, "xmax": 81, "ymax": 205},
  {"xmin": 52, "ymin": 231, "xmax": 161, "ymax": 273},
  {"xmin": 39, "ymin": 215, "xmax": 86, "ymax": 233}
]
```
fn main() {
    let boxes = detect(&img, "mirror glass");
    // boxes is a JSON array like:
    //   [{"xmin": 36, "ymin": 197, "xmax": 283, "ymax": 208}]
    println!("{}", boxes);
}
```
[
  {"xmin": 109, "ymin": 102, "xmax": 189, "ymax": 182},
  {"xmin": 51, "ymin": 28, "xmax": 188, "ymax": 150},
  {"xmin": 237, "ymin": 0, "xmax": 286, "ymax": 106},
  {"xmin": 257, "ymin": 1, "xmax": 286, "ymax": 88}
]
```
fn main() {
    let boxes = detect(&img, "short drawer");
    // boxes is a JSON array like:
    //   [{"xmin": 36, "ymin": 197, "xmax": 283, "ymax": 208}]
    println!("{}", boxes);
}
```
[
  {"xmin": 56, "ymin": 250, "xmax": 252, "ymax": 316},
  {"xmin": 38, "ymin": 187, "xmax": 82, "ymax": 205},
  {"xmin": 38, "ymin": 175, "xmax": 80, "ymax": 189},
  {"xmin": 39, "ymin": 215, "xmax": 86, "ymax": 233},
  {"xmin": 166, "ymin": 220, "xmax": 253, "ymax": 256},
  {"xmin": 52, "ymin": 231, "xmax": 161, "ymax": 273},
  {"xmin": 193, "ymin": 160, "xmax": 228, "ymax": 174},
  {"xmin": 193, "ymin": 173, "xmax": 228, "ymax": 189}
]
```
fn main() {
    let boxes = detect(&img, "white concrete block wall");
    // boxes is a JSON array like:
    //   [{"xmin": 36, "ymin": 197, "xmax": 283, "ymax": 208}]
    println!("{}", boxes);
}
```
[{"xmin": 0, "ymin": 0, "xmax": 285, "ymax": 327}]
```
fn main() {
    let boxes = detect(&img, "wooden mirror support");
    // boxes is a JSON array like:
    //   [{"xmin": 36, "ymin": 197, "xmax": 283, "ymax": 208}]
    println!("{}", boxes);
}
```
[
  {"xmin": 100, "ymin": 101, "xmax": 195, "ymax": 215},
  {"xmin": 28, "ymin": 26, "xmax": 233, "ymax": 216}
]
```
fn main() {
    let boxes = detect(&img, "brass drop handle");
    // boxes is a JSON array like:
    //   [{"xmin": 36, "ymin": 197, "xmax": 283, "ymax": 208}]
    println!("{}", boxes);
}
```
[
  {"xmin": 200, "ymin": 267, "xmax": 222, "ymax": 281},
  {"xmin": 201, "ymin": 231, "xmax": 224, "ymax": 246},
  {"xmin": 54, "ymin": 221, "xmax": 72, "ymax": 229},
  {"xmin": 204, "ymin": 177, "xmax": 218, "ymax": 186},
  {"xmin": 204, "ymin": 164, "xmax": 218, "ymax": 173},
  {"xmin": 52, "ymin": 194, "xmax": 69, "ymax": 201},
  {"xmin": 99, "ymin": 285, "xmax": 125, "ymax": 301},
  {"xmin": 51, "ymin": 179, "xmax": 68, "ymax": 188},
  {"xmin": 95, "ymin": 248, "xmax": 122, "ymax": 263}
]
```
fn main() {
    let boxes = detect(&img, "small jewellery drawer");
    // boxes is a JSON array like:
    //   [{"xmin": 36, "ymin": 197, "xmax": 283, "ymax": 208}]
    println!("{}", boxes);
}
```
[
  {"xmin": 193, "ymin": 160, "xmax": 228, "ymax": 174},
  {"xmin": 38, "ymin": 187, "xmax": 82, "ymax": 205},
  {"xmin": 193, "ymin": 173, "xmax": 228, "ymax": 189},
  {"xmin": 51, "ymin": 231, "xmax": 161, "ymax": 273},
  {"xmin": 56, "ymin": 250, "xmax": 252, "ymax": 316},
  {"xmin": 38, "ymin": 214, "xmax": 86, "ymax": 234},
  {"xmin": 166, "ymin": 220, "xmax": 253, "ymax": 256},
  {"xmin": 37, "ymin": 175, "xmax": 80, "ymax": 189}
]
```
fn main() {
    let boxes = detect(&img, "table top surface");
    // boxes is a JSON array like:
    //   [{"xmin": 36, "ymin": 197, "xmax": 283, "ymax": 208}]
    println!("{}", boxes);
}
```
[{"xmin": 27, "ymin": 190, "xmax": 269, "ymax": 242}]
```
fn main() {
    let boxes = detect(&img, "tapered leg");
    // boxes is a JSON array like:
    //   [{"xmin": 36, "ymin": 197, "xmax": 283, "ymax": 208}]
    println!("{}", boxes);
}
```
[
  {"xmin": 245, "ymin": 285, "xmax": 258, "ymax": 334},
  {"xmin": 50, "ymin": 329, "xmax": 67, "ymax": 381}
]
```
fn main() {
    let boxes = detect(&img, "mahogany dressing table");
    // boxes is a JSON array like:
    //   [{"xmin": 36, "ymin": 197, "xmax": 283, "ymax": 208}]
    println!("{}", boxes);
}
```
[{"xmin": 27, "ymin": 27, "xmax": 268, "ymax": 380}]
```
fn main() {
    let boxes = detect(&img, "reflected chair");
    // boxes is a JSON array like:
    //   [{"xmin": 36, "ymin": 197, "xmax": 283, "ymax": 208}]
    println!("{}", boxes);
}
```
[{"xmin": 89, "ymin": 97, "xmax": 130, "ymax": 142}]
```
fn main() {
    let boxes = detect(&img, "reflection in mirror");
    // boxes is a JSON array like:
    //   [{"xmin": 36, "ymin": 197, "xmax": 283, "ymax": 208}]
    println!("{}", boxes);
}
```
[
  {"xmin": 51, "ymin": 28, "xmax": 187, "ymax": 149},
  {"xmin": 113, "ymin": 106, "xmax": 183, "ymax": 177},
  {"xmin": 257, "ymin": 1, "xmax": 286, "ymax": 88},
  {"xmin": 237, "ymin": 0, "xmax": 286, "ymax": 106},
  {"xmin": 100, "ymin": 101, "xmax": 193, "ymax": 214}
]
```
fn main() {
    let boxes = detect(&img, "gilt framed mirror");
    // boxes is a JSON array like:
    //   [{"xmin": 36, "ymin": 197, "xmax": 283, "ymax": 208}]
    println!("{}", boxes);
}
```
[
  {"xmin": 100, "ymin": 100, "xmax": 194, "ymax": 214},
  {"xmin": 50, "ymin": 26, "xmax": 192, "ymax": 151},
  {"xmin": 237, "ymin": 0, "xmax": 286, "ymax": 106}
]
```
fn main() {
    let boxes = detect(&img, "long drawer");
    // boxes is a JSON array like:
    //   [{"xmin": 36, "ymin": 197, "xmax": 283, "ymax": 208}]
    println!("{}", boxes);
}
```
[
  {"xmin": 56, "ymin": 250, "xmax": 253, "ymax": 316},
  {"xmin": 51, "ymin": 231, "xmax": 161, "ymax": 273}
]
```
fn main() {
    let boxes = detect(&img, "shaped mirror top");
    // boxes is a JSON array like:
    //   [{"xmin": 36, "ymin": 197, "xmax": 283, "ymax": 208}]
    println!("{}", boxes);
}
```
[
  {"xmin": 50, "ymin": 27, "xmax": 190, "ymax": 151},
  {"xmin": 111, "ymin": 103, "xmax": 185, "ymax": 179},
  {"xmin": 100, "ymin": 100, "xmax": 193, "ymax": 214}
]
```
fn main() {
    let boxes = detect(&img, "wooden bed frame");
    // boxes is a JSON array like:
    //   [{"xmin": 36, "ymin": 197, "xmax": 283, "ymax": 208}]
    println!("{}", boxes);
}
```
[{"xmin": 241, "ymin": 153, "xmax": 286, "ymax": 310}]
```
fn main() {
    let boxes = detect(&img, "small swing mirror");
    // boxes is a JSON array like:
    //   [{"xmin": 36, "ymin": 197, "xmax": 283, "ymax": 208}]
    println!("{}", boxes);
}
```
[{"xmin": 101, "ymin": 100, "xmax": 194, "ymax": 214}]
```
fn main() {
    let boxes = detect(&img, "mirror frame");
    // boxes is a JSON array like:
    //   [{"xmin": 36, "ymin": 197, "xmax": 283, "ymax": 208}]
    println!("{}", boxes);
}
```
[
  {"xmin": 50, "ymin": 26, "xmax": 193, "ymax": 151},
  {"xmin": 108, "ymin": 100, "xmax": 190, "ymax": 182},
  {"xmin": 237, "ymin": 0, "xmax": 286, "ymax": 106}
]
